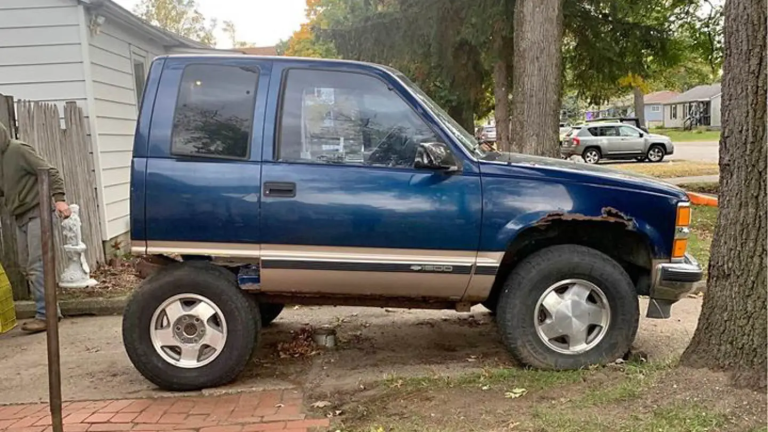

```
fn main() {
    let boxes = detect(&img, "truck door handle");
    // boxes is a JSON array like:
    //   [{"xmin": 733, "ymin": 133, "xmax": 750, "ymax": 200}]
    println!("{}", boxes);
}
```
[{"xmin": 263, "ymin": 182, "xmax": 296, "ymax": 198}]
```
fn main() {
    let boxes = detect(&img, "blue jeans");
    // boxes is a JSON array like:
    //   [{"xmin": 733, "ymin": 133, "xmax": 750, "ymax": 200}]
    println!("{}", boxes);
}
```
[{"xmin": 16, "ymin": 209, "xmax": 61, "ymax": 320}]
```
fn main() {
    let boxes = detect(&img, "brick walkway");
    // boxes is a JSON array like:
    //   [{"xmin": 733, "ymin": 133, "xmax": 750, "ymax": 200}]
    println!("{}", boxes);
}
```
[{"xmin": 0, "ymin": 390, "xmax": 329, "ymax": 432}]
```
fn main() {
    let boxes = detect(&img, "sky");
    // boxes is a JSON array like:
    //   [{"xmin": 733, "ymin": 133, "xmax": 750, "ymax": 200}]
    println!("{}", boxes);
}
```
[{"xmin": 112, "ymin": 0, "xmax": 308, "ymax": 48}]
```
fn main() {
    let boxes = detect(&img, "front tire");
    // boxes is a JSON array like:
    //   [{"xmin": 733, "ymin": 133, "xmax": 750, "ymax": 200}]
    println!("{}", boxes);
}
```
[
  {"xmin": 122, "ymin": 263, "xmax": 259, "ymax": 391},
  {"xmin": 496, "ymin": 245, "xmax": 638, "ymax": 370},
  {"xmin": 647, "ymin": 144, "xmax": 666, "ymax": 162}
]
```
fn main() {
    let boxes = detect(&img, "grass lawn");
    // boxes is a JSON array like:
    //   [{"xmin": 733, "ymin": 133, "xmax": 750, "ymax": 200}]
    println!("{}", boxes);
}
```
[
  {"xmin": 678, "ymin": 182, "xmax": 719, "ymax": 195},
  {"xmin": 651, "ymin": 128, "xmax": 721, "ymax": 142},
  {"xmin": 689, "ymin": 205, "xmax": 718, "ymax": 276},
  {"xmin": 610, "ymin": 160, "xmax": 719, "ymax": 178}
]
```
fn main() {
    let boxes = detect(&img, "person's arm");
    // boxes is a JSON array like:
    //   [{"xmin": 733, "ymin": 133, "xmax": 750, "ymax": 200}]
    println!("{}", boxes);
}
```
[{"xmin": 20, "ymin": 145, "xmax": 71, "ymax": 217}]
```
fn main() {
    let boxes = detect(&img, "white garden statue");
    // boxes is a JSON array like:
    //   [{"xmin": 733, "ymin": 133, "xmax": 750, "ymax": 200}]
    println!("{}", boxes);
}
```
[{"xmin": 59, "ymin": 204, "xmax": 98, "ymax": 288}]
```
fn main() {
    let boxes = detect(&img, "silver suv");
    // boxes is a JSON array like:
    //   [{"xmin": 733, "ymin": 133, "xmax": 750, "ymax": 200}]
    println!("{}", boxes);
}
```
[{"xmin": 560, "ymin": 123, "xmax": 674, "ymax": 164}]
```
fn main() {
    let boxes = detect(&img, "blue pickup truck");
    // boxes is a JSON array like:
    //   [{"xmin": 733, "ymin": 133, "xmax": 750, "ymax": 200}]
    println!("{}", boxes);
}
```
[{"xmin": 123, "ymin": 55, "xmax": 702, "ymax": 391}]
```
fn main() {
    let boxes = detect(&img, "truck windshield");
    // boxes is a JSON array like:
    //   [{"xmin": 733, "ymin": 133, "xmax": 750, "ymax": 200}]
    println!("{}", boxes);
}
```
[{"xmin": 390, "ymin": 70, "xmax": 487, "ymax": 159}]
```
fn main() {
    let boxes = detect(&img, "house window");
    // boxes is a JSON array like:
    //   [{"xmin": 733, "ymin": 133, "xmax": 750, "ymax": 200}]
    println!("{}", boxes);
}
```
[
  {"xmin": 171, "ymin": 64, "xmax": 259, "ymax": 159},
  {"xmin": 132, "ymin": 56, "xmax": 147, "ymax": 106},
  {"xmin": 650, "ymin": 105, "xmax": 661, "ymax": 112},
  {"xmin": 671, "ymin": 105, "xmax": 678, "ymax": 119}
]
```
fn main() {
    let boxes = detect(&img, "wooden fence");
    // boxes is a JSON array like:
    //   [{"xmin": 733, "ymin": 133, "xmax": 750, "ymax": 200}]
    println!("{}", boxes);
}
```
[{"xmin": 0, "ymin": 95, "xmax": 104, "ymax": 299}]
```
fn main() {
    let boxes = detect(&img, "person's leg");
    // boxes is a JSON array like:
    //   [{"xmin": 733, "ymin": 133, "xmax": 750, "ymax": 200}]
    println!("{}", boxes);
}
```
[{"xmin": 25, "ymin": 216, "xmax": 60, "ymax": 320}]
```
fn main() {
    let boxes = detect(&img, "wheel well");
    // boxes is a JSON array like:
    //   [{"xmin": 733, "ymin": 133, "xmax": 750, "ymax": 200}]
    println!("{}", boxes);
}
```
[
  {"xmin": 649, "ymin": 143, "xmax": 666, "ymax": 150},
  {"xmin": 485, "ymin": 220, "xmax": 653, "ymax": 307},
  {"xmin": 583, "ymin": 146, "xmax": 602, "ymax": 155}
]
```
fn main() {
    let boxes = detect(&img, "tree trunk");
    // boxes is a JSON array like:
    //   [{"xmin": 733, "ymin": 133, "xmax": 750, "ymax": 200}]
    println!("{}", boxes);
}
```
[
  {"xmin": 633, "ymin": 87, "xmax": 645, "ymax": 127},
  {"xmin": 493, "ymin": 59, "xmax": 510, "ymax": 152},
  {"xmin": 680, "ymin": 0, "xmax": 767, "ymax": 390},
  {"xmin": 509, "ymin": 0, "xmax": 564, "ymax": 157}
]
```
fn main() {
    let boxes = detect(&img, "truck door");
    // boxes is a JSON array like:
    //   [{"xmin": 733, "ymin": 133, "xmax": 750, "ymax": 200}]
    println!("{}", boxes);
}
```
[
  {"xmin": 258, "ymin": 65, "xmax": 482, "ymax": 300},
  {"xmin": 141, "ymin": 57, "xmax": 270, "ymax": 252}
]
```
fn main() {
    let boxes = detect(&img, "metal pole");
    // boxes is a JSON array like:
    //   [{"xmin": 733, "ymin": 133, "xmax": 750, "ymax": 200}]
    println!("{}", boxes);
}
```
[{"xmin": 37, "ymin": 167, "xmax": 63, "ymax": 432}]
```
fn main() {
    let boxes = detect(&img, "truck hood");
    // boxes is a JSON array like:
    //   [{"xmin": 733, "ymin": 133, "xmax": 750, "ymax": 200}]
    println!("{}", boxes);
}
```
[{"xmin": 480, "ymin": 153, "xmax": 689, "ymax": 200}]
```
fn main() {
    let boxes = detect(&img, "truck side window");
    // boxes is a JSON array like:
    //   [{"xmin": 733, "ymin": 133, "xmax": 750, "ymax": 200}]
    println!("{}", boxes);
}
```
[
  {"xmin": 278, "ymin": 69, "xmax": 440, "ymax": 168},
  {"xmin": 171, "ymin": 64, "xmax": 259, "ymax": 159}
]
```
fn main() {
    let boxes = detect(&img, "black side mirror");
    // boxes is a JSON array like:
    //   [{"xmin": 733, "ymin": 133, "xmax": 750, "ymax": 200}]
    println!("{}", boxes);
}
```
[
  {"xmin": 639, "ymin": 132, "xmax": 645, "ymax": 137},
  {"xmin": 414, "ymin": 142, "xmax": 459, "ymax": 172}
]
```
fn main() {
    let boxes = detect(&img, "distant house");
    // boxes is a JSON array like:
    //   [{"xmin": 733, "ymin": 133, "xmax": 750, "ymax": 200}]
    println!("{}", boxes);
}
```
[
  {"xmin": 643, "ymin": 91, "xmax": 679, "ymax": 127},
  {"xmin": 0, "ymin": 0, "xmax": 231, "ymax": 249},
  {"xmin": 663, "ymin": 83, "xmax": 722, "ymax": 129},
  {"xmin": 584, "ymin": 94, "xmax": 633, "ymax": 121}
]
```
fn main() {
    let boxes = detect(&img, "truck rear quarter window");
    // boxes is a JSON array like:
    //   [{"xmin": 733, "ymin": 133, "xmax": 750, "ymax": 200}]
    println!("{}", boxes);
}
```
[
  {"xmin": 171, "ymin": 64, "xmax": 259, "ymax": 159},
  {"xmin": 277, "ymin": 69, "xmax": 440, "ymax": 168}
]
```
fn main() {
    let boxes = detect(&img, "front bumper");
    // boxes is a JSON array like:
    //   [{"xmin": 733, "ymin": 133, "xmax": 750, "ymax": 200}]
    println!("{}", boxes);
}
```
[{"xmin": 647, "ymin": 254, "xmax": 703, "ymax": 318}]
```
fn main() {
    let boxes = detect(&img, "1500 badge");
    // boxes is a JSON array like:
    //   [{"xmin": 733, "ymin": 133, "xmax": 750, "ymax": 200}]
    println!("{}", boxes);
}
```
[{"xmin": 410, "ymin": 265, "xmax": 454, "ymax": 272}]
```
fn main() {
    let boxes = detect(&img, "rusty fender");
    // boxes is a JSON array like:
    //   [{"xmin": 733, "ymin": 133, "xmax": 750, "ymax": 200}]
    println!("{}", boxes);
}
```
[{"xmin": 536, "ymin": 206, "xmax": 636, "ymax": 230}]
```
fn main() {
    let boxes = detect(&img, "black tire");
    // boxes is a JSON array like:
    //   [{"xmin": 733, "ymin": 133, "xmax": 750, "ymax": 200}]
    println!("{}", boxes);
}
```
[
  {"xmin": 582, "ymin": 148, "xmax": 601, "ymax": 164},
  {"xmin": 647, "ymin": 144, "xmax": 666, "ymax": 163},
  {"xmin": 122, "ymin": 262, "xmax": 260, "ymax": 391},
  {"xmin": 496, "ymin": 245, "xmax": 639, "ymax": 370},
  {"xmin": 259, "ymin": 303, "xmax": 285, "ymax": 326}
]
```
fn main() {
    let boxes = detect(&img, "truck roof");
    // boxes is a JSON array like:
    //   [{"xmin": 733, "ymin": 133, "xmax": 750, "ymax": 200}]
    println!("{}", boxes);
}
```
[{"xmin": 158, "ymin": 54, "xmax": 390, "ymax": 70}]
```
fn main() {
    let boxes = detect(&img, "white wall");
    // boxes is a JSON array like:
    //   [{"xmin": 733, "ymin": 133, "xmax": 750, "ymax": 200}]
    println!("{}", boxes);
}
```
[
  {"xmin": 86, "ymin": 13, "xmax": 165, "ymax": 240},
  {"xmin": 0, "ymin": 0, "xmax": 88, "ymax": 116},
  {"xmin": 663, "ymin": 104, "xmax": 684, "ymax": 128},
  {"xmin": 710, "ymin": 94, "xmax": 722, "ymax": 128}
]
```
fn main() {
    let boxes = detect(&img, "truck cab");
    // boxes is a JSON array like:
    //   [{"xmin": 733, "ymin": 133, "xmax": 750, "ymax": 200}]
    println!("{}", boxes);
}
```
[{"xmin": 124, "ymin": 55, "xmax": 702, "ymax": 391}]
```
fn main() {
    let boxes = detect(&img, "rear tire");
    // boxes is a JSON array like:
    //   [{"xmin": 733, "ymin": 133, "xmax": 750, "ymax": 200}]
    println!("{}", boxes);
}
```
[
  {"xmin": 259, "ymin": 303, "xmax": 285, "ymax": 326},
  {"xmin": 496, "ymin": 245, "xmax": 638, "ymax": 370},
  {"xmin": 582, "ymin": 148, "xmax": 601, "ymax": 164},
  {"xmin": 647, "ymin": 144, "xmax": 666, "ymax": 162},
  {"xmin": 122, "ymin": 262, "xmax": 259, "ymax": 391}
]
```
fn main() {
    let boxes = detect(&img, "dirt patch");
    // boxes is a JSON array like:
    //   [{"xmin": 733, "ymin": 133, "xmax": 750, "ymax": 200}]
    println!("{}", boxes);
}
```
[
  {"xmin": 329, "ymin": 364, "xmax": 766, "ymax": 432},
  {"xmin": 58, "ymin": 260, "xmax": 139, "ymax": 300}
]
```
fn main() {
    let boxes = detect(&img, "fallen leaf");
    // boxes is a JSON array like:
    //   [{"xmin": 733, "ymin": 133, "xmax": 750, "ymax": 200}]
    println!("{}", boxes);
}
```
[
  {"xmin": 481, "ymin": 385, "xmax": 491, "ymax": 391},
  {"xmin": 311, "ymin": 400, "xmax": 332, "ymax": 408},
  {"xmin": 504, "ymin": 388, "xmax": 528, "ymax": 399},
  {"xmin": 275, "ymin": 403, "xmax": 284, "ymax": 408}
]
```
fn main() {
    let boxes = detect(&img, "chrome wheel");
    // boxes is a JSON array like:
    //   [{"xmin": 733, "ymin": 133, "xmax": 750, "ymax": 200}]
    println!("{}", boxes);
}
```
[
  {"xmin": 647, "ymin": 146, "xmax": 664, "ymax": 162},
  {"xmin": 534, "ymin": 279, "xmax": 611, "ymax": 355},
  {"xmin": 583, "ymin": 150, "xmax": 600, "ymax": 164},
  {"xmin": 150, "ymin": 293, "xmax": 227, "ymax": 368}
]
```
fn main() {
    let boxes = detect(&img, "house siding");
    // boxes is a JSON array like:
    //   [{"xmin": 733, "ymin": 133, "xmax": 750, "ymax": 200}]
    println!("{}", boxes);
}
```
[
  {"xmin": 644, "ymin": 104, "xmax": 664, "ymax": 126},
  {"xmin": 663, "ymin": 104, "xmax": 684, "ymax": 128},
  {"xmin": 86, "ymin": 13, "xmax": 164, "ymax": 239},
  {"xmin": 710, "ymin": 94, "xmax": 722, "ymax": 128},
  {"xmin": 0, "ymin": 0, "xmax": 88, "ymax": 116}
]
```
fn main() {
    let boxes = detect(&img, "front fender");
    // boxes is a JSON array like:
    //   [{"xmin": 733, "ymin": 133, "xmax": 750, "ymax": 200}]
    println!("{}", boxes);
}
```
[
  {"xmin": 492, "ymin": 207, "xmax": 666, "ymax": 258},
  {"xmin": 478, "ymin": 166, "xmax": 678, "ymax": 259}
]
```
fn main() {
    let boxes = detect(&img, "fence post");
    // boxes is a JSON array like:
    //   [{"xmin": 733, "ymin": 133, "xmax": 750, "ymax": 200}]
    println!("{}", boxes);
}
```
[{"xmin": 37, "ymin": 168, "xmax": 63, "ymax": 432}]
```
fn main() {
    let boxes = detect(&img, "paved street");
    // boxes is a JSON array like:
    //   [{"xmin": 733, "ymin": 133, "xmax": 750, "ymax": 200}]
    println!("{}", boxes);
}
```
[{"xmin": 668, "ymin": 141, "xmax": 719, "ymax": 162}]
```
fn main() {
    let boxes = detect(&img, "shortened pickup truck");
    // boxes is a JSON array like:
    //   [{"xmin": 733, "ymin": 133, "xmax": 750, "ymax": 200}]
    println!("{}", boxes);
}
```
[{"xmin": 124, "ymin": 55, "xmax": 702, "ymax": 391}]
